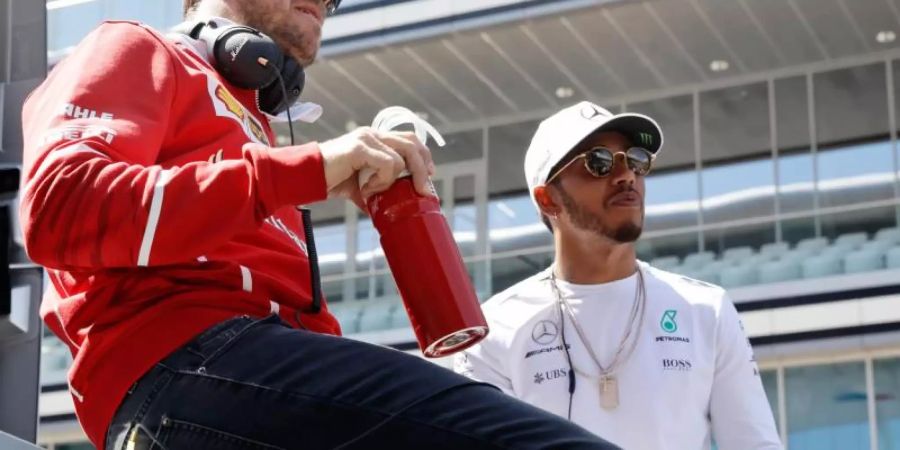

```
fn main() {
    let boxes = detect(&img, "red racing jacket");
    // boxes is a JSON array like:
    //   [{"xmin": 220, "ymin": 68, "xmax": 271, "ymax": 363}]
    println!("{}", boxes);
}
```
[{"xmin": 19, "ymin": 21, "xmax": 340, "ymax": 447}]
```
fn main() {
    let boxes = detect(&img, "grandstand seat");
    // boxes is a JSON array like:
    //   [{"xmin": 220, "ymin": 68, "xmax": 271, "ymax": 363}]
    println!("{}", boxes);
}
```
[
  {"xmin": 758, "ymin": 259, "xmax": 802, "ymax": 284},
  {"xmin": 796, "ymin": 237, "xmax": 829, "ymax": 252},
  {"xmin": 357, "ymin": 301, "xmax": 397, "ymax": 332},
  {"xmin": 861, "ymin": 240, "xmax": 893, "ymax": 253},
  {"xmin": 834, "ymin": 232, "xmax": 868, "ymax": 250},
  {"xmin": 390, "ymin": 306, "xmax": 412, "ymax": 329},
  {"xmin": 844, "ymin": 249, "xmax": 884, "ymax": 274},
  {"xmin": 819, "ymin": 245, "xmax": 849, "ymax": 259},
  {"xmin": 886, "ymin": 247, "xmax": 900, "ymax": 269},
  {"xmin": 802, "ymin": 254, "xmax": 842, "ymax": 279},
  {"xmin": 875, "ymin": 227, "xmax": 900, "ymax": 245},
  {"xmin": 780, "ymin": 248, "xmax": 816, "ymax": 264},
  {"xmin": 650, "ymin": 255, "xmax": 680, "ymax": 270},
  {"xmin": 683, "ymin": 251, "xmax": 716, "ymax": 269},
  {"xmin": 719, "ymin": 264, "xmax": 758, "ymax": 288},
  {"xmin": 722, "ymin": 246, "xmax": 754, "ymax": 262},
  {"xmin": 686, "ymin": 265, "xmax": 720, "ymax": 285},
  {"xmin": 759, "ymin": 242, "xmax": 790, "ymax": 258},
  {"xmin": 329, "ymin": 302, "xmax": 364, "ymax": 334}
]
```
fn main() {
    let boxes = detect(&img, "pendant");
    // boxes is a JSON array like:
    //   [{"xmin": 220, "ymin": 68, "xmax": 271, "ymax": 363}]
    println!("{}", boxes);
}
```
[{"xmin": 600, "ymin": 375, "xmax": 619, "ymax": 410}]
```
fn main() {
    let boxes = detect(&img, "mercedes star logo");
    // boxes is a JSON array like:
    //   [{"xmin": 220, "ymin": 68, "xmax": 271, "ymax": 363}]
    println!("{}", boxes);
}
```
[
  {"xmin": 580, "ymin": 104, "xmax": 607, "ymax": 121},
  {"xmin": 531, "ymin": 320, "xmax": 559, "ymax": 345}
]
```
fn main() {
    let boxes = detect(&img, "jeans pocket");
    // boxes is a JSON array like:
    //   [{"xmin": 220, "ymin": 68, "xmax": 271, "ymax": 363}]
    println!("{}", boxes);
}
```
[
  {"xmin": 156, "ymin": 415, "xmax": 286, "ymax": 450},
  {"xmin": 192, "ymin": 314, "xmax": 281, "ymax": 367}
]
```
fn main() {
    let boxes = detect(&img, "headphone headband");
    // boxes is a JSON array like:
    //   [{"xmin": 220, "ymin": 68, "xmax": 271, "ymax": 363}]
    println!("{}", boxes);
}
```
[{"xmin": 174, "ymin": 18, "xmax": 305, "ymax": 116}]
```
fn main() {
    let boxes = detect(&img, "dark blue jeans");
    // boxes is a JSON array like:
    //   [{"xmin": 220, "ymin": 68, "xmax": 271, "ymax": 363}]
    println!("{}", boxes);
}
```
[{"xmin": 105, "ymin": 315, "xmax": 618, "ymax": 449}]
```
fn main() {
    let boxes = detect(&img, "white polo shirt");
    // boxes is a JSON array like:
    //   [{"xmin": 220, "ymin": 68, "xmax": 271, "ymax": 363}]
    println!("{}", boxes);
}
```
[{"xmin": 455, "ymin": 262, "xmax": 781, "ymax": 450}]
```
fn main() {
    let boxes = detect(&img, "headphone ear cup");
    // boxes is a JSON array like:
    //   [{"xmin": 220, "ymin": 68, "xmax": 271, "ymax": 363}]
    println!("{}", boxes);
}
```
[
  {"xmin": 212, "ymin": 27, "xmax": 280, "ymax": 90},
  {"xmin": 258, "ymin": 56, "xmax": 305, "ymax": 115}
]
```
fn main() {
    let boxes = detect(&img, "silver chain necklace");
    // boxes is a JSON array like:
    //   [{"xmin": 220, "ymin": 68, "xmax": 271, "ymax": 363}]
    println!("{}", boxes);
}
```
[{"xmin": 549, "ymin": 265, "xmax": 647, "ymax": 410}]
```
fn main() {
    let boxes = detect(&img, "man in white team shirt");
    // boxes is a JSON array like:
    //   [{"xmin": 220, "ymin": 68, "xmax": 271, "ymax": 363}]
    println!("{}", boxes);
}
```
[{"xmin": 455, "ymin": 101, "xmax": 782, "ymax": 450}]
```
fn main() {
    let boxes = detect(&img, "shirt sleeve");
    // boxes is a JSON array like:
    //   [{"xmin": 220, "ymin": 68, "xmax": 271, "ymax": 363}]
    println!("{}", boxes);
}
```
[
  {"xmin": 454, "ymin": 343, "xmax": 514, "ymax": 395},
  {"xmin": 19, "ymin": 22, "xmax": 327, "ymax": 270},
  {"xmin": 710, "ymin": 295, "xmax": 783, "ymax": 450}
]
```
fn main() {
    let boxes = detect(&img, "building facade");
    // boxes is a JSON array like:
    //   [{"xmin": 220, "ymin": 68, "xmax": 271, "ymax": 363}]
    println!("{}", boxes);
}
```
[{"xmin": 36, "ymin": 0, "xmax": 900, "ymax": 448}]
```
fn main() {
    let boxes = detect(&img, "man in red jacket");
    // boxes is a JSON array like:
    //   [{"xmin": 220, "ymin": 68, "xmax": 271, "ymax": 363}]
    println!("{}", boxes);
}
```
[{"xmin": 21, "ymin": 0, "xmax": 618, "ymax": 448}]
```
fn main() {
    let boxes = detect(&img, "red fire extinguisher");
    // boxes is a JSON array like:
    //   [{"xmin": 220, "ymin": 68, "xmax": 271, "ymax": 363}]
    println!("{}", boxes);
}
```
[{"xmin": 362, "ymin": 107, "xmax": 489, "ymax": 358}]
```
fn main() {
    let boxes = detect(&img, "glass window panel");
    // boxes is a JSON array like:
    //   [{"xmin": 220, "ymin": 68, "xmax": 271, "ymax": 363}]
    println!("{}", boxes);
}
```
[
  {"xmin": 875, "ymin": 357, "xmax": 900, "ymax": 450},
  {"xmin": 817, "ymin": 140, "xmax": 896, "ymax": 208},
  {"xmin": 434, "ymin": 129, "xmax": 483, "ymax": 166},
  {"xmin": 321, "ymin": 278, "xmax": 345, "ymax": 304},
  {"xmin": 56, "ymin": 443, "xmax": 95, "ymax": 450},
  {"xmin": 488, "ymin": 120, "xmax": 540, "ymax": 195},
  {"xmin": 109, "ymin": 0, "xmax": 182, "ymax": 30},
  {"xmin": 40, "ymin": 333, "xmax": 71, "ymax": 387},
  {"xmin": 779, "ymin": 151, "xmax": 816, "ymax": 213},
  {"xmin": 700, "ymin": 82, "xmax": 770, "ymax": 162},
  {"xmin": 782, "ymin": 216, "xmax": 818, "ymax": 247},
  {"xmin": 815, "ymin": 64, "xmax": 893, "ymax": 207},
  {"xmin": 703, "ymin": 222, "xmax": 777, "ymax": 256},
  {"xmin": 47, "ymin": 1, "xmax": 105, "ymax": 54},
  {"xmin": 309, "ymin": 198, "xmax": 348, "ymax": 223},
  {"xmin": 815, "ymin": 63, "xmax": 889, "ymax": 146},
  {"xmin": 820, "ymin": 206, "xmax": 897, "ymax": 243},
  {"xmin": 785, "ymin": 362, "xmax": 869, "ymax": 450},
  {"xmin": 636, "ymin": 231, "xmax": 699, "ymax": 262},
  {"xmin": 490, "ymin": 250, "xmax": 553, "ymax": 295},
  {"xmin": 452, "ymin": 174, "xmax": 479, "ymax": 257},
  {"xmin": 776, "ymin": 76, "xmax": 811, "ymax": 154},
  {"xmin": 314, "ymin": 222, "xmax": 347, "ymax": 278},
  {"xmin": 761, "ymin": 370, "xmax": 780, "ymax": 433},
  {"xmin": 627, "ymin": 95, "xmax": 695, "ymax": 171},
  {"xmin": 701, "ymin": 157, "xmax": 776, "ymax": 224},
  {"xmin": 354, "ymin": 216, "xmax": 384, "ymax": 300},
  {"xmin": 488, "ymin": 193, "xmax": 552, "ymax": 253},
  {"xmin": 644, "ymin": 169, "xmax": 700, "ymax": 232}
]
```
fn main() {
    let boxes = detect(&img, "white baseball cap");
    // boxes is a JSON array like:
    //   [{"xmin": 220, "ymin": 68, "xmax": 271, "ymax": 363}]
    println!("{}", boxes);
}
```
[{"xmin": 524, "ymin": 101, "xmax": 664, "ymax": 211}]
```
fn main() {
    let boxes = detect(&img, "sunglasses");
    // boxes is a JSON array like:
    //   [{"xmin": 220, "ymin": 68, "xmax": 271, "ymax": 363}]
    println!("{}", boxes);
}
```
[
  {"xmin": 546, "ymin": 146, "xmax": 655, "ymax": 184},
  {"xmin": 325, "ymin": 0, "xmax": 341, "ymax": 15}
]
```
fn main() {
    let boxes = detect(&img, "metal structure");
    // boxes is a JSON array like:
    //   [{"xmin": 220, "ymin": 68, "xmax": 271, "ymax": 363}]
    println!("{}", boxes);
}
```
[{"xmin": 0, "ymin": 0, "xmax": 46, "ymax": 446}]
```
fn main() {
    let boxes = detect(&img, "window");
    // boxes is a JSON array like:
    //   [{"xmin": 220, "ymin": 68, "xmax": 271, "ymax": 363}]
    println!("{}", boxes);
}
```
[
  {"xmin": 644, "ymin": 170, "xmax": 700, "ymax": 232},
  {"xmin": 761, "ymin": 370, "xmax": 780, "ymax": 433},
  {"xmin": 775, "ymin": 76, "xmax": 815, "ymax": 214},
  {"xmin": 627, "ymin": 95, "xmax": 695, "ymax": 171},
  {"xmin": 786, "ymin": 362, "xmax": 870, "ymax": 450},
  {"xmin": 700, "ymin": 83, "xmax": 774, "ymax": 224},
  {"xmin": 815, "ymin": 64, "xmax": 893, "ymax": 208},
  {"xmin": 874, "ymin": 357, "xmax": 900, "ymax": 450},
  {"xmin": 487, "ymin": 120, "xmax": 540, "ymax": 195}
]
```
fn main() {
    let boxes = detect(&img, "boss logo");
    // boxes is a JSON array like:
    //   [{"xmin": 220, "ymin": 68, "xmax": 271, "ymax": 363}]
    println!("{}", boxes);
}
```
[{"xmin": 662, "ymin": 358, "xmax": 692, "ymax": 371}]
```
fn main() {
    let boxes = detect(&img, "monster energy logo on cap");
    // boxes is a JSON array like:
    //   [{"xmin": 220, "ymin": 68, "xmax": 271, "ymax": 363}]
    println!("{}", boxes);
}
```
[
  {"xmin": 661, "ymin": 310, "xmax": 678, "ymax": 333},
  {"xmin": 639, "ymin": 132, "xmax": 653, "ymax": 146}
]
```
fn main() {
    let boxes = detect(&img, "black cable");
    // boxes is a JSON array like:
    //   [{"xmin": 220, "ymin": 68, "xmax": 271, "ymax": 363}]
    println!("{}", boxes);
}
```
[
  {"xmin": 263, "ymin": 60, "xmax": 296, "ymax": 146},
  {"xmin": 300, "ymin": 207, "xmax": 322, "ymax": 314},
  {"xmin": 558, "ymin": 294, "xmax": 576, "ymax": 420},
  {"xmin": 260, "ymin": 59, "xmax": 320, "ymax": 316}
]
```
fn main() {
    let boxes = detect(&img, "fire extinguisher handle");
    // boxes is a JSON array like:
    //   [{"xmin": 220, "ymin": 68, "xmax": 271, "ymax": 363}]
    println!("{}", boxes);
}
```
[{"xmin": 358, "ymin": 106, "xmax": 446, "ymax": 188}]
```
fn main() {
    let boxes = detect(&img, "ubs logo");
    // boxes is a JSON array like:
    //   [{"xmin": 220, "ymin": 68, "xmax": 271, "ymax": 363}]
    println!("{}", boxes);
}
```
[
  {"xmin": 531, "ymin": 320, "xmax": 559, "ymax": 345},
  {"xmin": 662, "ymin": 358, "xmax": 692, "ymax": 372},
  {"xmin": 534, "ymin": 368, "xmax": 568, "ymax": 384}
]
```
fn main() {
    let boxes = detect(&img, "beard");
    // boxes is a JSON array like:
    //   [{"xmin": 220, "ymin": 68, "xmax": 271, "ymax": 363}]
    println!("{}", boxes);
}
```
[
  {"xmin": 557, "ymin": 185, "xmax": 643, "ymax": 243},
  {"xmin": 235, "ymin": 3, "xmax": 320, "ymax": 66}
]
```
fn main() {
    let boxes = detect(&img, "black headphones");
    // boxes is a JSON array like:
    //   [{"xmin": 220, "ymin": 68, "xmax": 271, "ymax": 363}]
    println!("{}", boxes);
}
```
[{"xmin": 174, "ymin": 19, "xmax": 305, "ymax": 116}]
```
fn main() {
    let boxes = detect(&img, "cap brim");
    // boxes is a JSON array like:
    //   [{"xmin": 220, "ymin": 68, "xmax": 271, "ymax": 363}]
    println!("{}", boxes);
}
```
[
  {"xmin": 596, "ymin": 113, "xmax": 663, "ymax": 154},
  {"xmin": 544, "ymin": 112, "xmax": 664, "ymax": 179}
]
